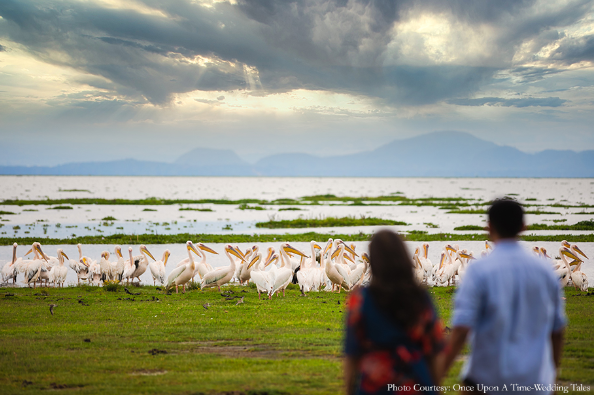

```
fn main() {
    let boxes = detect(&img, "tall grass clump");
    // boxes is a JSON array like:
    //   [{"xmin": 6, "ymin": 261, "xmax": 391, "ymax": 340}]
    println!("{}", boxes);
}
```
[{"xmin": 103, "ymin": 280, "xmax": 120, "ymax": 292}]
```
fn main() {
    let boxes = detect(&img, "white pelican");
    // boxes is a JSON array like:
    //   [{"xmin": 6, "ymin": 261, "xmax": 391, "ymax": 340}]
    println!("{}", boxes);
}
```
[
  {"xmin": 111, "ymin": 246, "xmax": 125, "ymax": 281},
  {"xmin": 175, "ymin": 243, "xmax": 219, "ymax": 280},
  {"xmin": 570, "ymin": 259, "xmax": 588, "ymax": 292},
  {"xmin": 99, "ymin": 251, "xmax": 112, "ymax": 282},
  {"xmin": 122, "ymin": 247, "xmax": 137, "ymax": 285},
  {"xmin": 88, "ymin": 257, "xmax": 102, "ymax": 285},
  {"xmin": 129, "ymin": 245, "xmax": 156, "ymax": 284},
  {"xmin": 418, "ymin": 243, "xmax": 433, "ymax": 276},
  {"xmin": 481, "ymin": 240, "xmax": 493, "ymax": 257},
  {"xmin": 1, "ymin": 243, "xmax": 19, "ymax": 284},
  {"xmin": 412, "ymin": 247, "xmax": 425, "ymax": 284},
  {"xmin": 240, "ymin": 246, "xmax": 259, "ymax": 284},
  {"xmin": 325, "ymin": 245, "xmax": 350, "ymax": 293},
  {"xmin": 167, "ymin": 241, "xmax": 201, "ymax": 293},
  {"xmin": 149, "ymin": 249, "xmax": 170, "ymax": 286},
  {"xmin": 272, "ymin": 244, "xmax": 308, "ymax": 298},
  {"xmin": 349, "ymin": 253, "xmax": 369, "ymax": 289},
  {"xmin": 552, "ymin": 247, "xmax": 580, "ymax": 287},
  {"xmin": 457, "ymin": 251, "xmax": 474, "ymax": 283},
  {"xmin": 297, "ymin": 241, "xmax": 321, "ymax": 292},
  {"xmin": 251, "ymin": 254, "xmax": 277, "ymax": 299},
  {"xmin": 51, "ymin": 249, "xmax": 69, "ymax": 288},
  {"xmin": 70, "ymin": 244, "xmax": 91, "ymax": 284},
  {"xmin": 201, "ymin": 245, "xmax": 246, "ymax": 292},
  {"xmin": 23, "ymin": 242, "xmax": 48, "ymax": 288}
]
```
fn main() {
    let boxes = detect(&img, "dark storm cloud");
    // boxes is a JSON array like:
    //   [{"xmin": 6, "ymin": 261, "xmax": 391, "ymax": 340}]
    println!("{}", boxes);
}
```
[
  {"xmin": 550, "ymin": 34, "xmax": 594, "ymax": 64},
  {"xmin": 0, "ymin": 0, "xmax": 591, "ymax": 106},
  {"xmin": 0, "ymin": 44, "xmax": 6, "ymax": 52},
  {"xmin": 448, "ymin": 96, "xmax": 567, "ymax": 108}
]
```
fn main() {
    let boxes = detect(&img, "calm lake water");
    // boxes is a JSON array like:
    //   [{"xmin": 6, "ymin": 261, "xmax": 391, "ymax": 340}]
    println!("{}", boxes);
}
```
[{"xmin": 0, "ymin": 176, "xmax": 592, "ymax": 239}]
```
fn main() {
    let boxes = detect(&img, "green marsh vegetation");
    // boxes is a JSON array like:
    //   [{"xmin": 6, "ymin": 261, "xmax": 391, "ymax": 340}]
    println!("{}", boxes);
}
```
[
  {"xmin": 0, "ymin": 286, "xmax": 591, "ymax": 394},
  {"xmin": 179, "ymin": 208, "xmax": 213, "ymax": 212},
  {"xmin": 3, "ymin": 232, "xmax": 594, "ymax": 246},
  {"xmin": 255, "ymin": 216, "xmax": 408, "ymax": 229}
]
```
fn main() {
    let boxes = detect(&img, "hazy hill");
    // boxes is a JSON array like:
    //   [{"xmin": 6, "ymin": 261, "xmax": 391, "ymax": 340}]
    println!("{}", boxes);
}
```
[{"xmin": 1, "ymin": 131, "xmax": 592, "ymax": 177}]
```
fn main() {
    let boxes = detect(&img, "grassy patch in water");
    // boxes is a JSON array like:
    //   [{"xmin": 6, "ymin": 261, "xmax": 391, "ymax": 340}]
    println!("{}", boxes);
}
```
[
  {"xmin": 47, "ymin": 206, "xmax": 73, "ymax": 210},
  {"xmin": 256, "ymin": 217, "xmax": 408, "ymax": 229},
  {"xmin": 0, "ymin": 210, "xmax": 15, "ymax": 215},
  {"xmin": 453, "ymin": 225, "xmax": 485, "ymax": 231},
  {"xmin": 278, "ymin": 207, "xmax": 303, "ymax": 211},
  {"xmin": 101, "ymin": 216, "xmax": 117, "ymax": 221},
  {"xmin": 0, "ymin": 286, "xmax": 591, "ymax": 394},
  {"xmin": 527, "ymin": 220, "xmax": 594, "ymax": 231},
  {"xmin": 238, "ymin": 203, "xmax": 265, "ymax": 211},
  {"xmin": 58, "ymin": 188, "xmax": 92, "ymax": 193},
  {"xmin": 179, "ymin": 208, "xmax": 213, "ymax": 212}
]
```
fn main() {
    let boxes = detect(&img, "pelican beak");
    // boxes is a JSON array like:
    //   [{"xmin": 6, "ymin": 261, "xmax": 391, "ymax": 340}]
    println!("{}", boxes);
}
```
[
  {"xmin": 227, "ymin": 246, "xmax": 246, "ymax": 262},
  {"xmin": 61, "ymin": 251, "xmax": 69, "ymax": 260},
  {"xmin": 561, "ymin": 248, "xmax": 580, "ymax": 262},
  {"xmin": 266, "ymin": 255, "xmax": 278, "ymax": 267},
  {"xmin": 331, "ymin": 248, "xmax": 341, "ymax": 260},
  {"xmin": 344, "ymin": 254, "xmax": 354, "ymax": 263},
  {"xmin": 445, "ymin": 245, "xmax": 457, "ymax": 253},
  {"xmin": 314, "ymin": 244, "xmax": 322, "ymax": 251},
  {"xmin": 164, "ymin": 252, "xmax": 170, "ymax": 266},
  {"xmin": 141, "ymin": 246, "xmax": 156, "ymax": 261},
  {"xmin": 265, "ymin": 248, "xmax": 274, "ymax": 262},
  {"xmin": 199, "ymin": 243, "xmax": 218, "ymax": 255},
  {"xmin": 116, "ymin": 249, "xmax": 123, "ymax": 258},
  {"xmin": 82, "ymin": 257, "xmax": 89, "ymax": 267},
  {"xmin": 439, "ymin": 253, "xmax": 446, "ymax": 270},
  {"xmin": 341, "ymin": 243, "xmax": 359, "ymax": 257},
  {"xmin": 25, "ymin": 248, "xmax": 32, "ymax": 256},
  {"xmin": 459, "ymin": 252, "xmax": 473, "ymax": 259},
  {"xmin": 283, "ymin": 244, "xmax": 308, "ymax": 258},
  {"xmin": 323, "ymin": 241, "xmax": 333, "ymax": 256},
  {"xmin": 362, "ymin": 253, "xmax": 370, "ymax": 263},
  {"xmin": 572, "ymin": 245, "xmax": 589, "ymax": 260},
  {"xmin": 35, "ymin": 245, "xmax": 48, "ymax": 262},
  {"xmin": 188, "ymin": 243, "xmax": 201, "ymax": 257},
  {"xmin": 424, "ymin": 244, "xmax": 429, "ymax": 255},
  {"xmin": 562, "ymin": 240, "xmax": 570, "ymax": 248},
  {"xmin": 247, "ymin": 255, "xmax": 261, "ymax": 270}
]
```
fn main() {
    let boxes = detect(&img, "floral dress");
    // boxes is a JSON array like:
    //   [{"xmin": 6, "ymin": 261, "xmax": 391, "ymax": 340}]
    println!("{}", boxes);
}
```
[{"xmin": 345, "ymin": 288, "xmax": 445, "ymax": 395}]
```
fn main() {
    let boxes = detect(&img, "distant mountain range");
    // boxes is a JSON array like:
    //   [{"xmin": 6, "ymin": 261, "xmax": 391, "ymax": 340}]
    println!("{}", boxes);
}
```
[{"xmin": 2, "ymin": 131, "xmax": 593, "ymax": 177}]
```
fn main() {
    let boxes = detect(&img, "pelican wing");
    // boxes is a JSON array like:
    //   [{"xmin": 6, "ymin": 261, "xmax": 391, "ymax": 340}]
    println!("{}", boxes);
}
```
[
  {"xmin": 167, "ymin": 265, "xmax": 188, "ymax": 287},
  {"xmin": 201, "ymin": 267, "xmax": 228, "ymax": 288}
]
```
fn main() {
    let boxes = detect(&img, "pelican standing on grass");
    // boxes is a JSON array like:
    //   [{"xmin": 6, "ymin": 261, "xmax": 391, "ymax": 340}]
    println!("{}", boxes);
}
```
[
  {"xmin": 150, "ymin": 249, "xmax": 170, "ymax": 286},
  {"xmin": 129, "ymin": 245, "xmax": 156, "ymax": 284},
  {"xmin": 1, "ymin": 243, "xmax": 19, "ymax": 284},
  {"xmin": 51, "ymin": 249, "xmax": 69, "ymax": 288},
  {"xmin": 201, "ymin": 245, "xmax": 246, "ymax": 292},
  {"xmin": 167, "ymin": 241, "xmax": 201, "ymax": 293},
  {"xmin": 273, "ymin": 244, "xmax": 308, "ymax": 298},
  {"xmin": 111, "ymin": 246, "xmax": 125, "ymax": 281},
  {"xmin": 251, "ymin": 254, "xmax": 277, "ymax": 299},
  {"xmin": 23, "ymin": 242, "xmax": 48, "ymax": 288}
]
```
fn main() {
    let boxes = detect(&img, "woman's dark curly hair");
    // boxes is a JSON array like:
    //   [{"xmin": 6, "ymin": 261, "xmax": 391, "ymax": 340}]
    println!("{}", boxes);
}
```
[{"xmin": 368, "ymin": 229, "xmax": 428, "ymax": 328}]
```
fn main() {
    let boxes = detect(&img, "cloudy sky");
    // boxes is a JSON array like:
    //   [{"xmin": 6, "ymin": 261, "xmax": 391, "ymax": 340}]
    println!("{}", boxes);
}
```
[{"xmin": 1, "ymin": 0, "xmax": 593, "ymax": 166}]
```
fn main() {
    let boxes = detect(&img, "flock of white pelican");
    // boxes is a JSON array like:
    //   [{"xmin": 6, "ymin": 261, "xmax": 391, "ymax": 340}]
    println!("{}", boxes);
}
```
[{"xmin": 0, "ymin": 239, "xmax": 589, "ymax": 295}]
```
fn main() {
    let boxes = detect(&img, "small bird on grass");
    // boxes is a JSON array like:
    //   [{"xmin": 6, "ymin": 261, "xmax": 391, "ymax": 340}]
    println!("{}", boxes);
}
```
[
  {"xmin": 49, "ymin": 304, "xmax": 57, "ymax": 315},
  {"xmin": 235, "ymin": 297, "xmax": 244, "ymax": 305},
  {"xmin": 203, "ymin": 303, "xmax": 211, "ymax": 310}
]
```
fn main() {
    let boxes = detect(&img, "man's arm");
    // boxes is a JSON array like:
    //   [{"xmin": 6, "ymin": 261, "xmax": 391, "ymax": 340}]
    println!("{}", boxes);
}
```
[
  {"xmin": 551, "ymin": 329, "xmax": 564, "ymax": 371},
  {"xmin": 443, "ymin": 326, "xmax": 470, "ymax": 374}
]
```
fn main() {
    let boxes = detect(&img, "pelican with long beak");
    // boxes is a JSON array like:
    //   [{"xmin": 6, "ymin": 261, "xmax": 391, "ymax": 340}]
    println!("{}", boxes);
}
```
[
  {"xmin": 23, "ymin": 242, "xmax": 48, "ymax": 288},
  {"xmin": 52, "ymin": 249, "xmax": 69, "ymax": 288},
  {"xmin": 251, "ymin": 253, "xmax": 277, "ymax": 299},
  {"xmin": 110, "ymin": 246, "xmax": 125, "ymax": 281},
  {"xmin": 130, "ymin": 245, "xmax": 156, "ymax": 285},
  {"xmin": 1, "ymin": 243, "xmax": 19, "ymax": 284},
  {"xmin": 168, "ymin": 242, "xmax": 201, "ymax": 293},
  {"xmin": 150, "ymin": 249, "xmax": 170, "ymax": 286},
  {"xmin": 201, "ymin": 245, "xmax": 246, "ymax": 292}
]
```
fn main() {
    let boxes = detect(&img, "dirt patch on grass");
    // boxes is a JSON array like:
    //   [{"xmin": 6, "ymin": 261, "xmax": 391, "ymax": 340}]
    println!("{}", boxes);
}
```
[{"xmin": 129, "ymin": 369, "xmax": 168, "ymax": 376}]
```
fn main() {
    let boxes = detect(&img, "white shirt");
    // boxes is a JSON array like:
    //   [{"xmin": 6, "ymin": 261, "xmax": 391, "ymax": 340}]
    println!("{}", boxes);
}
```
[{"xmin": 452, "ymin": 240, "xmax": 566, "ymax": 394}]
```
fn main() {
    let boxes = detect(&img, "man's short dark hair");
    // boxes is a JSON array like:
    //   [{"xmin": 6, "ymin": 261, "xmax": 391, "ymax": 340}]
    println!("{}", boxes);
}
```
[{"xmin": 488, "ymin": 199, "xmax": 524, "ymax": 238}]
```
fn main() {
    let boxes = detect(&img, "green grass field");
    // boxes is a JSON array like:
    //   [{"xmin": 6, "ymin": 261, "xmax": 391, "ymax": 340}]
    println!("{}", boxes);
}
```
[{"xmin": 0, "ymin": 285, "xmax": 592, "ymax": 394}]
